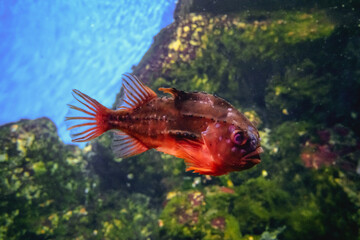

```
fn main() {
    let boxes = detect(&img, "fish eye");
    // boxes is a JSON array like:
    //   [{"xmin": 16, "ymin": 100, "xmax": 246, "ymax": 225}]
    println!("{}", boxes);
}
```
[{"xmin": 231, "ymin": 130, "xmax": 247, "ymax": 145}]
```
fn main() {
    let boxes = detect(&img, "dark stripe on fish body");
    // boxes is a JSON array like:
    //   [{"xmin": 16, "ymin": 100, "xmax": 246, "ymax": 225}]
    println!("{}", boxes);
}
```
[
  {"xmin": 182, "ymin": 113, "xmax": 219, "ymax": 124},
  {"xmin": 168, "ymin": 130, "xmax": 200, "ymax": 140}
]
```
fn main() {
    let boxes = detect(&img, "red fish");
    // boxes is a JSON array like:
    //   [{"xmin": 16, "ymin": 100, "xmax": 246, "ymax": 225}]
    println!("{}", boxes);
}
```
[{"xmin": 66, "ymin": 74, "xmax": 263, "ymax": 176}]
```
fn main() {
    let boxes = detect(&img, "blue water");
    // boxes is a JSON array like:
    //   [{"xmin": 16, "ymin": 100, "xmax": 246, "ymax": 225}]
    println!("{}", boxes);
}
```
[{"xmin": 0, "ymin": 0, "xmax": 176, "ymax": 144}]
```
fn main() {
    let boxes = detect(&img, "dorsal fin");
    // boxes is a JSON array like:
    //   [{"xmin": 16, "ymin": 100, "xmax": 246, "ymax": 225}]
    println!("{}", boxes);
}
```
[
  {"xmin": 117, "ymin": 73, "xmax": 157, "ymax": 110},
  {"xmin": 158, "ymin": 87, "xmax": 183, "ymax": 98}
]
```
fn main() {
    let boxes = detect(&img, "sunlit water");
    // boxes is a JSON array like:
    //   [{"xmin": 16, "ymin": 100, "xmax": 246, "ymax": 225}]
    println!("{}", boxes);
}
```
[{"xmin": 0, "ymin": 0, "xmax": 176, "ymax": 144}]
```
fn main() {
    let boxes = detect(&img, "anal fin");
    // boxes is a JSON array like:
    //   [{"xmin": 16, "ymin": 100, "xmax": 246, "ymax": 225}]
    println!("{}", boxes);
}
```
[{"xmin": 112, "ymin": 131, "xmax": 148, "ymax": 158}]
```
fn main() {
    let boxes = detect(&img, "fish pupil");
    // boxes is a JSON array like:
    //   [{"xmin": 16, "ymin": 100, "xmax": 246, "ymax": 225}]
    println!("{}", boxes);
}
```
[
  {"xmin": 233, "ymin": 131, "xmax": 247, "ymax": 145},
  {"xmin": 235, "ymin": 134, "xmax": 242, "ymax": 143}
]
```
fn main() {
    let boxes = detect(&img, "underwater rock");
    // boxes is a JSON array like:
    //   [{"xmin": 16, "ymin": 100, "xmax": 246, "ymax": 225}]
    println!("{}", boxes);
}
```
[
  {"xmin": 0, "ymin": 117, "xmax": 84, "ymax": 171},
  {"xmin": 0, "ymin": 118, "xmax": 161, "ymax": 239},
  {"xmin": 0, "ymin": 118, "xmax": 90, "ymax": 238},
  {"xmin": 132, "ymin": 0, "xmax": 336, "ymax": 116}
]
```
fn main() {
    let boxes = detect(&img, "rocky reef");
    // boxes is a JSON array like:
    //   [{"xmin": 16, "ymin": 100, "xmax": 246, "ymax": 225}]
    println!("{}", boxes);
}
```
[{"xmin": 1, "ymin": 0, "xmax": 360, "ymax": 239}]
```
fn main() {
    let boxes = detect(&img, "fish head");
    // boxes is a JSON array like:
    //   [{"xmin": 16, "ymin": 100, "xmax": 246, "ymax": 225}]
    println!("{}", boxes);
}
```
[{"xmin": 201, "ymin": 121, "xmax": 263, "ymax": 174}]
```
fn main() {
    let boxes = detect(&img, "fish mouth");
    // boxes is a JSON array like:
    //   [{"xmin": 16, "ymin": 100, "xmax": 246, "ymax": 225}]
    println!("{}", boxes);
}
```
[{"xmin": 242, "ymin": 147, "xmax": 264, "ymax": 164}]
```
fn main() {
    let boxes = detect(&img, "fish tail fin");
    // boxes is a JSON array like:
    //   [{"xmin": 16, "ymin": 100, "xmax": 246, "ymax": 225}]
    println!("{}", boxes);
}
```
[{"xmin": 65, "ymin": 89, "xmax": 112, "ymax": 142}]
